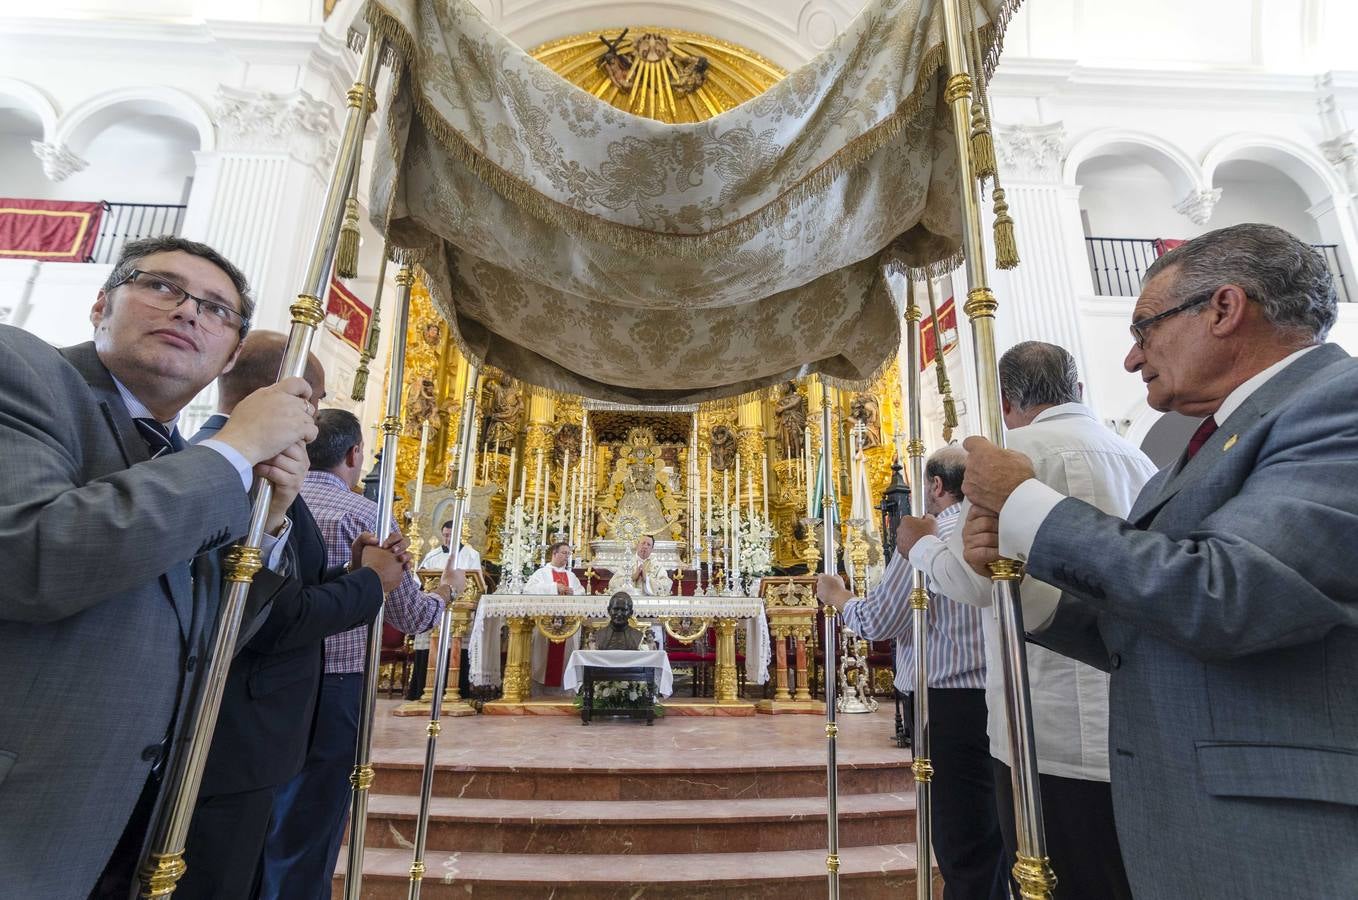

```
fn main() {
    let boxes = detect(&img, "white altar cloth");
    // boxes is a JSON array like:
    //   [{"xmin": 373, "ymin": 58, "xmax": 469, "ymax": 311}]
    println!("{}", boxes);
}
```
[
  {"xmin": 469, "ymin": 594, "xmax": 770, "ymax": 688},
  {"xmin": 563, "ymin": 649, "xmax": 674, "ymax": 698}
]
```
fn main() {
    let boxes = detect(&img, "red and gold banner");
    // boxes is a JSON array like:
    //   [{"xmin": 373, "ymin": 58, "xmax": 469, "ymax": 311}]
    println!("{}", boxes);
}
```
[
  {"xmin": 1153, "ymin": 238, "xmax": 1186, "ymax": 257},
  {"xmin": 325, "ymin": 276, "xmax": 372, "ymax": 350},
  {"xmin": 0, "ymin": 198, "xmax": 103, "ymax": 262},
  {"xmin": 920, "ymin": 295, "xmax": 958, "ymax": 369}
]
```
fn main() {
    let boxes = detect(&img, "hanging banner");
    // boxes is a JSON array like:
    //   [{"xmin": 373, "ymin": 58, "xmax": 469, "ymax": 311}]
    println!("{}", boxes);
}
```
[
  {"xmin": 920, "ymin": 291, "xmax": 959, "ymax": 369},
  {"xmin": 0, "ymin": 199, "xmax": 103, "ymax": 262},
  {"xmin": 325, "ymin": 276, "xmax": 372, "ymax": 350},
  {"xmin": 1153, "ymin": 238, "xmax": 1186, "ymax": 257}
]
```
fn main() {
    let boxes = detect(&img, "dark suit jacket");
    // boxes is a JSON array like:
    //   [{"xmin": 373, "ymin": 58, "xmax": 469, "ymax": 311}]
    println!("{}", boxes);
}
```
[
  {"xmin": 0, "ymin": 333, "xmax": 290, "ymax": 896},
  {"xmin": 192, "ymin": 415, "xmax": 383, "ymax": 796}
]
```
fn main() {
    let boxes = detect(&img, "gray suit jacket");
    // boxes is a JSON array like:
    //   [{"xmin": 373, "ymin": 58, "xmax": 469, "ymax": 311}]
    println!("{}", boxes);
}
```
[
  {"xmin": 1028, "ymin": 342, "xmax": 1358, "ymax": 898},
  {"xmin": 0, "ymin": 329, "xmax": 286, "ymax": 896}
]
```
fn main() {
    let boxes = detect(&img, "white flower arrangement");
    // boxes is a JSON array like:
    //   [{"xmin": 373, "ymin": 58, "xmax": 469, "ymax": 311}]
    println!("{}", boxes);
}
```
[
  {"xmin": 498, "ymin": 497, "xmax": 542, "ymax": 584},
  {"xmin": 572, "ymin": 679, "xmax": 664, "ymax": 713},
  {"xmin": 738, "ymin": 514, "xmax": 777, "ymax": 577}
]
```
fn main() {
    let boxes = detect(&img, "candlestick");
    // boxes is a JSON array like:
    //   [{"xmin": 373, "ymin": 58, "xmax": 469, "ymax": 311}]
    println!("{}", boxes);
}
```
[
  {"xmin": 412, "ymin": 419, "xmax": 430, "ymax": 517},
  {"xmin": 722, "ymin": 469, "xmax": 730, "ymax": 585}
]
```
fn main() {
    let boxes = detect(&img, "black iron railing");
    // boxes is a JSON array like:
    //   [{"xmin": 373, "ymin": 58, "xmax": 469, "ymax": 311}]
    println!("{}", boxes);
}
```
[
  {"xmin": 88, "ymin": 202, "xmax": 187, "ymax": 264},
  {"xmin": 1086, "ymin": 236, "xmax": 1353, "ymax": 302}
]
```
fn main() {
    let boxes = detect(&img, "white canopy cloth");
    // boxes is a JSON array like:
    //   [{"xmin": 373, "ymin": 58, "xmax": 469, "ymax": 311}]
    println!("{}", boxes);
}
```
[
  {"xmin": 563, "ymin": 649, "xmax": 675, "ymax": 699},
  {"xmin": 364, "ymin": 0, "xmax": 1018, "ymax": 402},
  {"xmin": 468, "ymin": 593, "xmax": 770, "ymax": 687}
]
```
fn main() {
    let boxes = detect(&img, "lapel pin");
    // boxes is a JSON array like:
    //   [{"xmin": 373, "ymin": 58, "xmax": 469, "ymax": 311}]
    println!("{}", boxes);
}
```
[{"xmin": 1223, "ymin": 434, "xmax": 1238, "ymax": 451}]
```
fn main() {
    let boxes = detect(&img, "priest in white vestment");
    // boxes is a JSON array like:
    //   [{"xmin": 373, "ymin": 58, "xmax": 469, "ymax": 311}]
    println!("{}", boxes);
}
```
[
  {"xmin": 524, "ymin": 540, "xmax": 584, "ymax": 690},
  {"xmin": 607, "ymin": 534, "xmax": 673, "ymax": 595}
]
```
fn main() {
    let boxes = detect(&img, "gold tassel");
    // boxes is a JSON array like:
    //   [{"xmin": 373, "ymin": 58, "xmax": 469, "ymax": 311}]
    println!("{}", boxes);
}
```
[
  {"xmin": 992, "ymin": 186, "xmax": 1019, "ymax": 269},
  {"xmin": 942, "ymin": 395, "xmax": 959, "ymax": 437},
  {"xmin": 336, "ymin": 196, "xmax": 361, "ymax": 279},
  {"xmin": 350, "ymin": 359, "xmax": 371, "ymax": 402},
  {"xmin": 970, "ymin": 104, "xmax": 997, "ymax": 182}
]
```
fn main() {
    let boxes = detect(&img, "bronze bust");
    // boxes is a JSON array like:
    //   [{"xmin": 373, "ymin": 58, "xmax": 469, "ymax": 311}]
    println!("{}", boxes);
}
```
[{"xmin": 593, "ymin": 592, "xmax": 645, "ymax": 651}]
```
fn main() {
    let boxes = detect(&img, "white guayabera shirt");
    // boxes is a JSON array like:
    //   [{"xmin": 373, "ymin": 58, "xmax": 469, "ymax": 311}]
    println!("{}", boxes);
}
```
[{"xmin": 909, "ymin": 403, "xmax": 1158, "ymax": 781}]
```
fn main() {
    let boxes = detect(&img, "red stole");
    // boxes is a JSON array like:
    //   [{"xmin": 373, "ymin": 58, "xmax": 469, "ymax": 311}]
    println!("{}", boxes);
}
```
[{"xmin": 544, "ymin": 569, "xmax": 570, "ymax": 687}]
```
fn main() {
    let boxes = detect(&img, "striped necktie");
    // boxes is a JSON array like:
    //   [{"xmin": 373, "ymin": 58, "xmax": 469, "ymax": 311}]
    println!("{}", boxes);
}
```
[{"xmin": 134, "ymin": 417, "xmax": 179, "ymax": 459}]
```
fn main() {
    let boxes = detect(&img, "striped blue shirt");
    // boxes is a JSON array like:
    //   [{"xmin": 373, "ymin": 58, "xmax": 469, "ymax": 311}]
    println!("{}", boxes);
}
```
[{"xmin": 841, "ymin": 503, "xmax": 986, "ymax": 691}]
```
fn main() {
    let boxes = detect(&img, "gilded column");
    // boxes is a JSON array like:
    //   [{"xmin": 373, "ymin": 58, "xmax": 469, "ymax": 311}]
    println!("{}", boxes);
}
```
[
  {"xmin": 525, "ymin": 390, "xmax": 556, "ymax": 516},
  {"xmin": 736, "ymin": 395, "xmax": 764, "ymax": 511},
  {"xmin": 713, "ymin": 617, "xmax": 740, "ymax": 704}
]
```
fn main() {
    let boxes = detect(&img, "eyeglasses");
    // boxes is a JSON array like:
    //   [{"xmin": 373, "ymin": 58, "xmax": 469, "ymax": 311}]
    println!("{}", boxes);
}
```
[
  {"xmin": 114, "ymin": 269, "xmax": 247, "ymax": 337},
  {"xmin": 1129, "ymin": 293, "xmax": 1211, "ymax": 349}
]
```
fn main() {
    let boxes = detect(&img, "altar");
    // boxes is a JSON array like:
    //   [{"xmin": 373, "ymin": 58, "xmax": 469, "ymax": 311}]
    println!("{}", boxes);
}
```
[{"xmin": 469, "ymin": 593, "xmax": 771, "ymax": 707}]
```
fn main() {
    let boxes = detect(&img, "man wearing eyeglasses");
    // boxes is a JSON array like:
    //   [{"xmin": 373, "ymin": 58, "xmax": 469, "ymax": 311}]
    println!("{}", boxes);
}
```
[
  {"xmin": 0, "ymin": 236, "xmax": 319, "ymax": 897},
  {"xmin": 959, "ymin": 223, "xmax": 1358, "ymax": 898}
]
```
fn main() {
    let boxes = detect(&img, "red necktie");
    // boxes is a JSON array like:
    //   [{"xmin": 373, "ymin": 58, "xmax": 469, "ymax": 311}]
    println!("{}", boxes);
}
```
[{"xmin": 1185, "ymin": 417, "xmax": 1218, "ymax": 460}]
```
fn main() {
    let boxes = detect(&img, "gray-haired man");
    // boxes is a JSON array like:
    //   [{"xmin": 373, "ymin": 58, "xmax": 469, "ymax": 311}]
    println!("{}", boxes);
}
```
[{"xmin": 963, "ymin": 223, "xmax": 1358, "ymax": 897}]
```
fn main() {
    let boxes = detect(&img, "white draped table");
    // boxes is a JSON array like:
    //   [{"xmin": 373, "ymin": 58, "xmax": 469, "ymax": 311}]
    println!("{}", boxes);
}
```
[
  {"xmin": 562, "ymin": 649, "xmax": 675, "ymax": 698},
  {"xmin": 470, "ymin": 593, "xmax": 770, "ymax": 705}
]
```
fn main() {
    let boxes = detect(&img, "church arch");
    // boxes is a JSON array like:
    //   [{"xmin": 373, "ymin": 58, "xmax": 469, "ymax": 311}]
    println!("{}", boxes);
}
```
[
  {"xmin": 0, "ymin": 77, "xmax": 59, "ymax": 143},
  {"xmin": 53, "ymin": 86, "xmax": 215, "ymax": 158},
  {"xmin": 1064, "ymin": 128, "xmax": 1206, "ymax": 197}
]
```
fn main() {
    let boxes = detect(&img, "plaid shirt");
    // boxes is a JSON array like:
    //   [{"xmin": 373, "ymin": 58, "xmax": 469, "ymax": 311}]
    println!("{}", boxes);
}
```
[
  {"xmin": 842, "ymin": 503, "xmax": 986, "ymax": 692},
  {"xmin": 300, "ymin": 470, "xmax": 443, "ymax": 674}
]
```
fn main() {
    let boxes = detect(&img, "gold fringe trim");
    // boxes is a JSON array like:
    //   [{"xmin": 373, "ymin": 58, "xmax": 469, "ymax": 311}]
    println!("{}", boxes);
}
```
[
  {"xmin": 991, "ymin": 186, "xmax": 1019, "ymax": 269},
  {"xmin": 363, "ymin": 0, "xmax": 1024, "ymax": 264},
  {"xmin": 336, "ymin": 196, "xmax": 361, "ymax": 279}
]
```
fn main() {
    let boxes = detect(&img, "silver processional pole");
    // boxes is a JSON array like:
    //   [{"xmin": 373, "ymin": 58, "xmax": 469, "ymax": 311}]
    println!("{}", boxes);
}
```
[
  {"xmin": 406, "ymin": 365, "xmax": 480, "ymax": 898},
  {"xmin": 819, "ymin": 381, "xmax": 841, "ymax": 900}
]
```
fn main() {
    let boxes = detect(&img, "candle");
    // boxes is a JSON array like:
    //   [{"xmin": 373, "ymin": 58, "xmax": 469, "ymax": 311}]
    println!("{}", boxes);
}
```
[
  {"xmin": 412, "ymin": 419, "xmax": 430, "ymax": 516},
  {"xmin": 722, "ymin": 469, "xmax": 730, "ymax": 578},
  {"xmin": 803, "ymin": 426, "xmax": 814, "ymax": 515},
  {"xmin": 505, "ymin": 446, "xmax": 517, "ymax": 513},
  {"xmin": 761, "ymin": 451, "xmax": 770, "ymax": 520},
  {"xmin": 559, "ymin": 448, "xmax": 571, "ymax": 537},
  {"xmin": 534, "ymin": 446, "xmax": 545, "ymax": 529},
  {"xmin": 734, "ymin": 454, "xmax": 741, "ymax": 522},
  {"xmin": 705, "ymin": 454, "xmax": 712, "ymax": 531},
  {"xmin": 518, "ymin": 449, "xmax": 528, "ymax": 513},
  {"xmin": 748, "ymin": 469, "xmax": 755, "ymax": 522}
]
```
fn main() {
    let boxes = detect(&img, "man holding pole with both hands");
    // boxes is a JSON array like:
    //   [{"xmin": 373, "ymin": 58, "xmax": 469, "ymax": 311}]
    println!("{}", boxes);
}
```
[{"xmin": 959, "ymin": 224, "xmax": 1358, "ymax": 898}]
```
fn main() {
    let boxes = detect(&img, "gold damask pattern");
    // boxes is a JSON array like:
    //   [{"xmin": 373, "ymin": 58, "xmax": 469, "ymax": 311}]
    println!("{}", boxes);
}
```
[{"xmin": 365, "ymin": 0, "xmax": 1019, "ymax": 403}]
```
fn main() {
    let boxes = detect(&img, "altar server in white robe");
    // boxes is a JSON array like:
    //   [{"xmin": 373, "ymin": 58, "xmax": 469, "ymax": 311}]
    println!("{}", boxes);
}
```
[
  {"xmin": 419, "ymin": 519, "xmax": 482, "ymax": 572},
  {"xmin": 525, "ymin": 540, "xmax": 585, "ymax": 688},
  {"xmin": 408, "ymin": 520, "xmax": 482, "ymax": 700}
]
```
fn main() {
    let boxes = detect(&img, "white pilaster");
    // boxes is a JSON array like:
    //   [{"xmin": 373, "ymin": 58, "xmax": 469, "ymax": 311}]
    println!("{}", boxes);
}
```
[
  {"xmin": 988, "ymin": 121, "xmax": 1103, "ymax": 408},
  {"xmin": 180, "ymin": 85, "xmax": 336, "ymax": 331}
]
